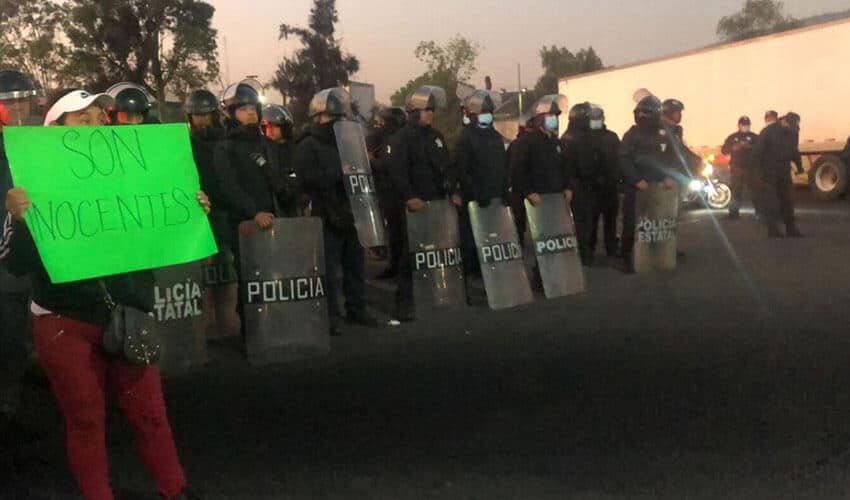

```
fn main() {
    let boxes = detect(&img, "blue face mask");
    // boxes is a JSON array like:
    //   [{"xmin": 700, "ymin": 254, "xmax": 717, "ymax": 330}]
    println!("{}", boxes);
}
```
[
  {"xmin": 477, "ymin": 113, "xmax": 493, "ymax": 126},
  {"xmin": 590, "ymin": 119, "xmax": 604, "ymax": 130},
  {"xmin": 544, "ymin": 115, "xmax": 559, "ymax": 132},
  {"xmin": 462, "ymin": 115, "xmax": 471, "ymax": 126}
]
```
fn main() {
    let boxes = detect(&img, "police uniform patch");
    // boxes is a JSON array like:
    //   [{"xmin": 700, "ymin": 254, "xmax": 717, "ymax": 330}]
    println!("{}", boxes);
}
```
[
  {"xmin": 435, "ymin": 138, "xmax": 444, "ymax": 148},
  {"xmin": 386, "ymin": 145, "xmax": 392, "ymax": 155},
  {"xmin": 660, "ymin": 143, "xmax": 667, "ymax": 153}
]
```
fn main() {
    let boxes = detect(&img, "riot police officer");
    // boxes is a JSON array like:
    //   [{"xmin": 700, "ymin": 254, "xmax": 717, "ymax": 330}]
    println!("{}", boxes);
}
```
[
  {"xmin": 562, "ymin": 102, "xmax": 621, "ymax": 265},
  {"xmin": 0, "ymin": 69, "xmax": 39, "ymax": 431},
  {"xmin": 386, "ymin": 85, "xmax": 451, "ymax": 322},
  {"xmin": 294, "ymin": 88, "xmax": 379, "ymax": 335},
  {"xmin": 185, "ymin": 90, "xmax": 226, "ymax": 230},
  {"xmin": 619, "ymin": 96, "xmax": 679, "ymax": 273},
  {"xmin": 367, "ymin": 106, "xmax": 407, "ymax": 280},
  {"xmin": 451, "ymin": 90, "xmax": 509, "ymax": 276},
  {"xmin": 261, "ymin": 103, "xmax": 302, "ymax": 217},
  {"xmin": 721, "ymin": 116, "xmax": 759, "ymax": 219},
  {"xmin": 752, "ymin": 112, "xmax": 803, "ymax": 238},
  {"xmin": 661, "ymin": 98, "xmax": 702, "ymax": 179},
  {"xmin": 105, "ymin": 82, "xmax": 157, "ymax": 125}
]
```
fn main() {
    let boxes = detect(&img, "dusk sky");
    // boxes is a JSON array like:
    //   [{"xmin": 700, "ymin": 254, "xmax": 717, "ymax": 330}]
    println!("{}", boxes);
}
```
[{"xmin": 207, "ymin": 0, "xmax": 850, "ymax": 103}]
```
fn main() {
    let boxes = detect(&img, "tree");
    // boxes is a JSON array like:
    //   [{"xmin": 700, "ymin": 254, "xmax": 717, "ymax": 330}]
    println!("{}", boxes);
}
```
[
  {"xmin": 0, "ymin": 0, "xmax": 68, "ymax": 88},
  {"xmin": 390, "ymin": 36, "xmax": 480, "ymax": 146},
  {"xmin": 61, "ymin": 0, "xmax": 219, "ymax": 99},
  {"xmin": 272, "ymin": 0, "xmax": 359, "ymax": 125},
  {"xmin": 533, "ymin": 46, "xmax": 603, "ymax": 97},
  {"xmin": 717, "ymin": 0, "xmax": 800, "ymax": 42}
]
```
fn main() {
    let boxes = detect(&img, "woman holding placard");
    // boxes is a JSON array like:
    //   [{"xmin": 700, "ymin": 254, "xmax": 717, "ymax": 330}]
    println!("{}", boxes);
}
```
[{"xmin": 3, "ymin": 89, "xmax": 206, "ymax": 500}]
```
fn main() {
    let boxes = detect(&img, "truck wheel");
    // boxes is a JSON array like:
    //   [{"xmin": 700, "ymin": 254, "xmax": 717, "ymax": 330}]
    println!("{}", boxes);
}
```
[{"xmin": 809, "ymin": 155, "xmax": 847, "ymax": 201}]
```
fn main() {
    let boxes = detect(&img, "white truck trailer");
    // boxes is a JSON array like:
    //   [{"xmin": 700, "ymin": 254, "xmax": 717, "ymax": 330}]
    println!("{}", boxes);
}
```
[{"xmin": 558, "ymin": 18, "xmax": 850, "ymax": 200}]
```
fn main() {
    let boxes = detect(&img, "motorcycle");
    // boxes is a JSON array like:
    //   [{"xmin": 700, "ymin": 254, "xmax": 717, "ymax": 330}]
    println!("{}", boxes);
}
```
[{"xmin": 683, "ymin": 158, "xmax": 732, "ymax": 210}]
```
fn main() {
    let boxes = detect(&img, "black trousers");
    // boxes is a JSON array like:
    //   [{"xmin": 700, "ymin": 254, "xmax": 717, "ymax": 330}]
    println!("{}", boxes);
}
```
[
  {"xmin": 0, "ymin": 291, "xmax": 31, "ymax": 416},
  {"xmin": 620, "ymin": 187, "xmax": 638, "ymax": 259},
  {"xmin": 383, "ymin": 197, "xmax": 404, "ymax": 275},
  {"xmin": 457, "ymin": 204, "xmax": 480, "ymax": 276},
  {"xmin": 729, "ymin": 166, "xmax": 760, "ymax": 216},
  {"xmin": 395, "ymin": 207, "xmax": 413, "ymax": 308},
  {"xmin": 510, "ymin": 192, "xmax": 528, "ymax": 247},
  {"xmin": 324, "ymin": 225, "xmax": 366, "ymax": 320},
  {"xmin": 761, "ymin": 173, "xmax": 796, "ymax": 227},
  {"xmin": 573, "ymin": 187, "xmax": 619, "ymax": 262}
]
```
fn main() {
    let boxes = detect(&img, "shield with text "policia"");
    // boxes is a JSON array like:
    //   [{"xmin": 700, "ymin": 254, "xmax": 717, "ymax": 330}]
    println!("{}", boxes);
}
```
[
  {"xmin": 468, "ymin": 200, "xmax": 534, "ymax": 310},
  {"xmin": 406, "ymin": 200, "xmax": 467, "ymax": 316},
  {"xmin": 151, "ymin": 261, "xmax": 208, "ymax": 374},
  {"xmin": 334, "ymin": 119, "xmax": 386, "ymax": 248},
  {"xmin": 525, "ymin": 193, "xmax": 585, "ymax": 298},
  {"xmin": 633, "ymin": 183, "xmax": 679, "ymax": 273},
  {"xmin": 239, "ymin": 217, "xmax": 329, "ymax": 364}
]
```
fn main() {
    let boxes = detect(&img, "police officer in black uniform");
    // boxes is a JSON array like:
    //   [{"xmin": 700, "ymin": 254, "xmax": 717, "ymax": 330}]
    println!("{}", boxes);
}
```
[
  {"xmin": 105, "ymin": 82, "xmax": 157, "ymax": 125},
  {"xmin": 752, "ymin": 112, "xmax": 804, "ymax": 238},
  {"xmin": 661, "ymin": 98, "xmax": 702, "ymax": 179},
  {"xmin": 619, "ymin": 96, "xmax": 679, "ymax": 273},
  {"xmin": 562, "ymin": 102, "xmax": 621, "ymax": 265},
  {"xmin": 185, "ymin": 90, "xmax": 227, "ymax": 239},
  {"xmin": 294, "ymin": 88, "xmax": 379, "ymax": 335},
  {"xmin": 0, "ymin": 69, "xmax": 39, "ymax": 432},
  {"xmin": 261, "ymin": 103, "xmax": 302, "ymax": 217},
  {"xmin": 451, "ymin": 90, "xmax": 509, "ymax": 275},
  {"xmin": 511, "ymin": 94, "xmax": 574, "ymax": 237},
  {"xmin": 367, "ymin": 106, "xmax": 407, "ymax": 280},
  {"xmin": 386, "ymin": 85, "xmax": 450, "ymax": 322},
  {"xmin": 721, "ymin": 116, "xmax": 759, "ymax": 219}
]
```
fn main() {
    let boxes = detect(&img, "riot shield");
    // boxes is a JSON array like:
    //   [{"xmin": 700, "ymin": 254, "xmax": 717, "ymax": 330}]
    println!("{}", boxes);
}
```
[
  {"xmin": 151, "ymin": 262, "xmax": 208, "ymax": 375},
  {"xmin": 202, "ymin": 247, "xmax": 240, "ymax": 340},
  {"xmin": 406, "ymin": 200, "xmax": 467, "ymax": 316},
  {"xmin": 468, "ymin": 201, "xmax": 534, "ymax": 310},
  {"xmin": 239, "ymin": 217, "xmax": 329, "ymax": 365},
  {"xmin": 334, "ymin": 119, "xmax": 386, "ymax": 248},
  {"xmin": 525, "ymin": 194, "xmax": 585, "ymax": 298},
  {"xmin": 633, "ymin": 183, "xmax": 679, "ymax": 273}
]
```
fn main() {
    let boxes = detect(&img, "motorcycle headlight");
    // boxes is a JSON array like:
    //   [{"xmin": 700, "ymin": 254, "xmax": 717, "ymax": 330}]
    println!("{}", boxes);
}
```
[
  {"xmin": 688, "ymin": 180, "xmax": 703, "ymax": 192},
  {"xmin": 701, "ymin": 163, "xmax": 714, "ymax": 177}
]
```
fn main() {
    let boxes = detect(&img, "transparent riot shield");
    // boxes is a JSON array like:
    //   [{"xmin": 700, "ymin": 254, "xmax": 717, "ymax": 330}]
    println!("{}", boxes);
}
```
[
  {"xmin": 151, "ymin": 261, "xmax": 208, "ymax": 375},
  {"xmin": 334, "ymin": 119, "xmax": 386, "ymax": 248},
  {"xmin": 239, "ymin": 217, "xmax": 329, "ymax": 365},
  {"xmin": 525, "ymin": 194, "xmax": 585, "ymax": 298},
  {"xmin": 468, "ymin": 201, "xmax": 534, "ymax": 310},
  {"xmin": 406, "ymin": 200, "xmax": 467, "ymax": 316},
  {"xmin": 633, "ymin": 183, "xmax": 679, "ymax": 273}
]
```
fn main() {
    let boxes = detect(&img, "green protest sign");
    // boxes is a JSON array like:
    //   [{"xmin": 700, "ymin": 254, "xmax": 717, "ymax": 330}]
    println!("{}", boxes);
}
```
[{"xmin": 5, "ymin": 124, "xmax": 218, "ymax": 283}]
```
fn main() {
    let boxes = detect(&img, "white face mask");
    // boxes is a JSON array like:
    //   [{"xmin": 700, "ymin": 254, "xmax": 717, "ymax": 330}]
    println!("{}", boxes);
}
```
[
  {"xmin": 590, "ymin": 119, "xmax": 603, "ymax": 130},
  {"xmin": 462, "ymin": 115, "xmax": 471, "ymax": 126},
  {"xmin": 741, "ymin": 125, "xmax": 751, "ymax": 133},
  {"xmin": 544, "ymin": 114, "xmax": 559, "ymax": 132}
]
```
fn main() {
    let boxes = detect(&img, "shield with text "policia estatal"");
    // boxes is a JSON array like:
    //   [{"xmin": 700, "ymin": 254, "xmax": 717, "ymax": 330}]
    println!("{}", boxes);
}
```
[
  {"xmin": 468, "ymin": 200, "xmax": 534, "ymax": 310},
  {"xmin": 406, "ymin": 200, "xmax": 467, "ymax": 316},
  {"xmin": 151, "ymin": 261, "xmax": 208, "ymax": 375},
  {"xmin": 525, "ymin": 193, "xmax": 585, "ymax": 298},
  {"xmin": 239, "ymin": 217, "xmax": 329, "ymax": 365},
  {"xmin": 334, "ymin": 119, "xmax": 386, "ymax": 248},
  {"xmin": 633, "ymin": 183, "xmax": 679, "ymax": 273}
]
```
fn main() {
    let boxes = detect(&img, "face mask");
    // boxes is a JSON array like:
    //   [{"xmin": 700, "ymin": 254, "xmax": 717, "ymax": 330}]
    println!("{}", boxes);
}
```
[
  {"xmin": 741, "ymin": 125, "xmax": 751, "ymax": 133},
  {"xmin": 462, "ymin": 115, "xmax": 471, "ymax": 126},
  {"xmin": 477, "ymin": 113, "xmax": 493, "ymax": 126},
  {"xmin": 544, "ymin": 115, "xmax": 559, "ymax": 132},
  {"xmin": 590, "ymin": 119, "xmax": 603, "ymax": 130}
]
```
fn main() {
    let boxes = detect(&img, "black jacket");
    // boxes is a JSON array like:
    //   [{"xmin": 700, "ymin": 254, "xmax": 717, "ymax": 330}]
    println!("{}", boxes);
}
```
[
  {"xmin": 190, "ymin": 127, "xmax": 225, "ymax": 207},
  {"xmin": 293, "ymin": 122, "xmax": 355, "ymax": 232},
  {"xmin": 386, "ymin": 123, "xmax": 451, "ymax": 202},
  {"xmin": 510, "ymin": 128, "xmax": 570, "ymax": 197},
  {"xmin": 0, "ymin": 134, "xmax": 32, "ymax": 293},
  {"xmin": 366, "ymin": 126, "xmax": 397, "ymax": 196},
  {"xmin": 264, "ymin": 140, "xmax": 301, "ymax": 217},
  {"xmin": 752, "ymin": 122, "xmax": 802, "ymax": 181},
  {"xmin": 721, "ymin": 131, "xmax": 759, "ymax": 170},
  {"xmin": 451, "ymin": 125, "xmax": 509, "ymax": 205},
  {"xmin": 619, "ymin": 125, "xmax": 680, "ymax": 185},
  {"xmin": 562, "ymin": 126, "xmax": 621, "ymax": 192},
  {"xmin": 5, "ymin": 219, "xmax": 153, "ymax": 326},
  {"xmin": 214, "ymin": 125, "xmax": 278, "ymax": 223}
]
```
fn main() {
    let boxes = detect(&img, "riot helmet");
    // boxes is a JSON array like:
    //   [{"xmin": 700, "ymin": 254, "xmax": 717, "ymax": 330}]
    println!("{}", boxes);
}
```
[
  {"xmin": 0, "ymin": 69, "xmax": 41, "ymax": 127},
  {"xmin": 221, "ymin": 82, "xmax": 262, "ymax": 125},
  {"xmin": 532, "ymin": 94, "xmax": 568, "ymax": 118},
  {"xmin": 376, "ymin": 106, "xmax": 407, "ymax": 132},
  {"xmin": 465, "ymin": 90, "xmax": 497, "ymax": 115},
  {"xmin": 589, "ymin": 103, "xmax": 605, "ymax": 130},
  {"xmin": 261, "ymin": 103, "xmax": 295, "ymax": 141},
  {"xmin": 662, "ymin": 98, "xmax": 684, "ymax": 125},
  {"xmin": 184, "ymin": 89, "xmax": 221, "ymax": 130},
  {"xmin": 634, "ymin": 95, "xmax": 662, "ymax": 126},
  {"xmin": 308, "ymin": 87, "xmax": 351, "ymax": 121},
  {"xmin": 405, "ymin": 85, "xmax": 447, "ymax": 112},
  {"xmin": 568, "ymin": 102, "xmax": 591, "ymax": 130}
]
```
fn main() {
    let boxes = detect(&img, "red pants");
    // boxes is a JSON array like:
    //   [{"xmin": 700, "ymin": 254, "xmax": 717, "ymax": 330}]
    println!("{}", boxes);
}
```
[{"xmin": 33, "ymin": 314, "xmax": 186, "ymax": 500}]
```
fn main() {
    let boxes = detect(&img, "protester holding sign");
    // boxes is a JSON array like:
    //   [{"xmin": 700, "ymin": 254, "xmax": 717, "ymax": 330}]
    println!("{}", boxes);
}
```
[{"xmin": 3, "ymin": 89, "xmax": 207, "ymax": 500}]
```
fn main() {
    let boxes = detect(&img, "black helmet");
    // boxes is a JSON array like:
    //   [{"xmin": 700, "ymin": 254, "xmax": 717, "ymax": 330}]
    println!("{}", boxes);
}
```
[
  {"xmin": 405, "ymin": 85, "xmax": 447, "ymax": 112},
  {"xmin": 738, "ymin": 116, "xmax": 751, "ymax": 126},
  {"xmin": 568, "ymin": 102, "xmax": 591, "ymax": 124},
  {"xmin": 262, "ymin": 104, "xmax": 294, "ymax": 126},
  {"xmin": 0, "ymin": 70, "xmax": 38, "ymax": 100},
  {"xmin": 589, "ymin": 103, "xmax": 605, "ymax": 121},
  {"xmin": 464, "ymin": 90, "xmax": 496, "ymax": 115},
  {"xmin": 634, "ymin": 95, "xmax": 662, "ymax": 120},
  {"xmin": 106, "ymin": 82, "xmax": 154, "ymax": 114},
  {"xmin": 377, "ymin": 106, "xmax": 407, "ymax": 130},
  {"xmin": 532, "ymin": 94, "xmax": 568, "ymax": 117},
  {"xmin": 185, "ymin": 89, "xmax": 219, "ymax": 115},
  {"xmin": 221, "ymin": 82, "xmax": 261, "ymax": 117},
  {"xmin": 662, "ymin": 98, "xmax": 684, "ymax": 115},
  {"xmin": 308, "ymin": 87, "xmax": 351, "ymax": 118}
]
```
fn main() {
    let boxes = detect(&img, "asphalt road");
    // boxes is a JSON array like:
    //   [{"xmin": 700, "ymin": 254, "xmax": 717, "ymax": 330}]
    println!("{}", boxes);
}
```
[{"xmin": 5, "ymin": 191, "xmax": 850, "ymax": 499}]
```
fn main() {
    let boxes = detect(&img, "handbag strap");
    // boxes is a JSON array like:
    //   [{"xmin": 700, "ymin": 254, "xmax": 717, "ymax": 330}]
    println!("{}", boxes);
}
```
[{"xmin": 98, "ymin": 279, "xmax": 117, "ymax": 310}]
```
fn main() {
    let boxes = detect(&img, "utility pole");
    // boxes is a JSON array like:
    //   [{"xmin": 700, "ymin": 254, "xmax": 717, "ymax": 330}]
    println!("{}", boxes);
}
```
[{"xmin": 517, "ymin": 63, "xmax": 523, "ymax": 120}]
